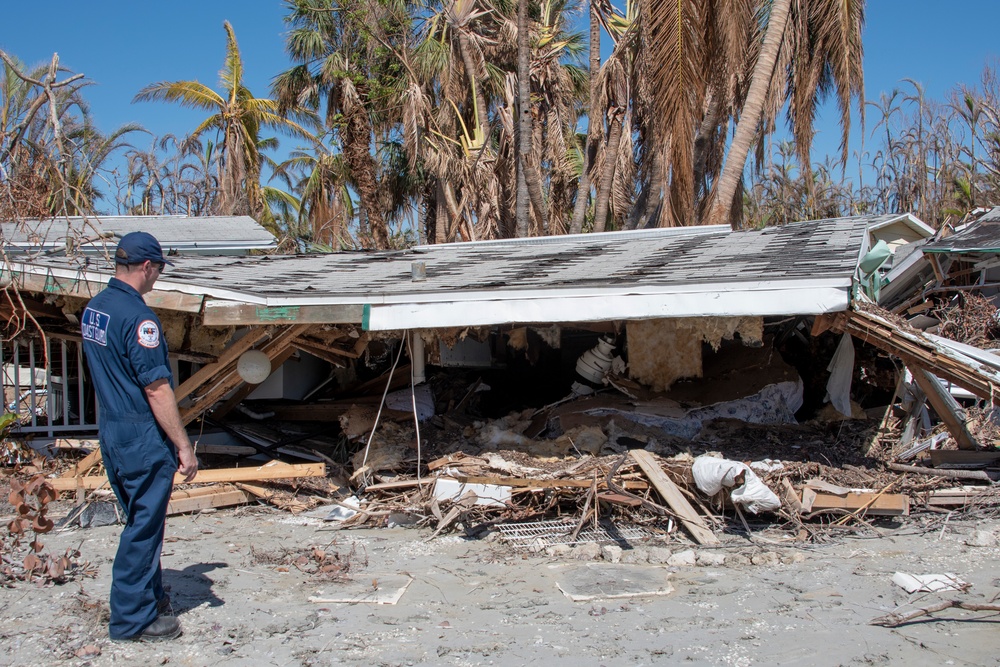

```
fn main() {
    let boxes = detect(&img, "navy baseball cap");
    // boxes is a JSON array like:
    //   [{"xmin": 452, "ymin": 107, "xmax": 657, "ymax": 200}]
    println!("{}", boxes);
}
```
[{"xmin": 114, "ymin": 231, "xmax": 175, "ymax": 266}]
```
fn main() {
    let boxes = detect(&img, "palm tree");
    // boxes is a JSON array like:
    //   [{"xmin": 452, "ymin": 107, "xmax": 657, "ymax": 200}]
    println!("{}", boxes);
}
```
[
  {"xmin": 135, "ymin": 21, "xmax": 316, "ymax": 226},
  {"xmin": 702, "ymin": 0, "xmax": 866, "ymax": 228},
  {"xmin": 273, "ymin": 0, "xmax": 416, "ymax": 249}
]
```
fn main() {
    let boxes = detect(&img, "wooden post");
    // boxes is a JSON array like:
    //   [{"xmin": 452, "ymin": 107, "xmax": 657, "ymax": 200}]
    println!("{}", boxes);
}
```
[{"xmin": 631, "ymin": 450, "xmax": 719, "ymax": 545}]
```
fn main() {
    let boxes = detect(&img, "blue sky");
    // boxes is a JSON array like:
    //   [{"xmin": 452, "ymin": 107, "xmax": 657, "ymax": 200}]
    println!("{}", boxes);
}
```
[{"xmin": 2, "ymin": 0, "xmax": 999, "ymax": 176}]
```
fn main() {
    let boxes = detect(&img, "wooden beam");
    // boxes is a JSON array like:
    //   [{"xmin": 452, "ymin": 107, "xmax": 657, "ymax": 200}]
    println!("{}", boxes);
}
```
[
  {"xmin": 909, "ymin": 367, "xmax": 978, "ymax": 450},
  {"xmin": 174, "ymin": 327, "xmax": 270, "ymax": 403},
  {"xmin": 48, "ymin": 461, "xmax": 325, "ymax": 491},
  {"xmin": 836, "ymin": 309, "xmax": 1000, "ymax": 404},
  {"xmin": 61, "ymin": 448, "xmax": 102, "ymax": 478},
  {"xmin": 630, "ymin": 450, "xmax": 719, "ymax": 545},
  {"xmin": 202, "ymin": 300, "xmax": 363, "ymax": 326}
]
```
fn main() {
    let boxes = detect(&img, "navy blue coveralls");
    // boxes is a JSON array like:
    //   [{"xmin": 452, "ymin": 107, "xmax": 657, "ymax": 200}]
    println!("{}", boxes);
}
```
[{"xmin": 81, "ymin": 277, "xmax": 177, "ymax": 639}]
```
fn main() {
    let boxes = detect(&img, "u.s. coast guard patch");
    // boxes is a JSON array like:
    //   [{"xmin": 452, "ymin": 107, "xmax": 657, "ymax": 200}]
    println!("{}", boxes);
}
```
[
  {"xmin": 81, "ymin": 308, "xmax": 110, "ymax": 346},
  {"xmin": 137, "ymin": 320, "xmax": 160, "ymax": 348}
]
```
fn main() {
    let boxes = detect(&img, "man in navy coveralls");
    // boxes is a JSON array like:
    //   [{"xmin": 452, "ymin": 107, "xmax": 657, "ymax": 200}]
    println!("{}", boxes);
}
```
[{"xmin": 81, "ymin": 232, "xmax": 198, "ymax": 641}]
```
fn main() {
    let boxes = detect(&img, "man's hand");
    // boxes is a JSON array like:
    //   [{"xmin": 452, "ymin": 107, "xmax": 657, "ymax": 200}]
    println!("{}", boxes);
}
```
[
  {"xmin": 177, "ymin": 445, "xmax": 198, "ymax": 483},
  {"xmin": 145, "ymin": 378, "xmax": 199, "ymax": 482}
]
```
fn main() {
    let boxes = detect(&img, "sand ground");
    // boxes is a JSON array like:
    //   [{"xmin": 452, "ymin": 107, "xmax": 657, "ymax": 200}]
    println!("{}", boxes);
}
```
[{"xmin": 2, "ymin": 508, "xmax": 999, "ymax": 667}]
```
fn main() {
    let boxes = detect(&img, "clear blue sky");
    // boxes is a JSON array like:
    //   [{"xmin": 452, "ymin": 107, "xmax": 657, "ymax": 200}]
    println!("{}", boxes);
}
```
[{"xmin": 2, "ymin": 0, "xmax": 999, "ymax": 173}]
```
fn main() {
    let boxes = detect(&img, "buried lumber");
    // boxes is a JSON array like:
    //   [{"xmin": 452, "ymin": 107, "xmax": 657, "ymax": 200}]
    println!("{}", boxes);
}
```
[
  {"xmin": 871, "ymin": 600, "xmax": 1000, "ymax": 627},
  {"xmin": 47, "ymin": 462, "xmax": 326, "ymax": 491},
  {"xmin": 630, "ymin": 449, "xmax": 719, "ymax": 546}
]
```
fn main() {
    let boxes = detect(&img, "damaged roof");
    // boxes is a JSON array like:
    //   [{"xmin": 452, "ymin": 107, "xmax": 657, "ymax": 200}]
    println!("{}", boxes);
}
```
[
  {"xmin": 923, "ymin": 207, "xmax": 1000, "ymax": 254},
  {"xmin": 1, "ymin": 215, "xmax": 277, "ymax": 255},
  {"xmin": 4, "ymin": 215, "xmax": 883, "ymax": 330}
]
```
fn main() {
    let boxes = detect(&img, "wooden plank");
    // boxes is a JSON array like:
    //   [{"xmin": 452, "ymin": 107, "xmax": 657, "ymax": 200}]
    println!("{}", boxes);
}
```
[
  {"xmin": 167, "ymin": 486, "xmax": 251, "ymax": 515},
  {"xmin": 630, "ymin": 449, "xmax": 719, "ymax": 545},
  {"xmin": 48, "ymin": 462, "xmax": 325, "ymax": 491},
  {"xmin": 174, "ymin": 327, "xmax": 270, "ymax": 403},
  {"xmin": 910, "ymin": 367, "xmax": 978, "ymax": 450},
  {"xmin": 202, "ymin": 300, "xmax": 363, "ymax": 326},
  {"xmin": 801, "ymin": 488, "xmax": 909, "ymax": 516},
  {"xmin": 61, "ymin": 448, "xmax": 102, "ymax": 478}
]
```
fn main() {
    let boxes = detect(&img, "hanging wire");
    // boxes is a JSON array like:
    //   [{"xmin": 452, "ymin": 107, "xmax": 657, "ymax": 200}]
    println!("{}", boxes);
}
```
[{"xmin": 357, "ymin": 336, "xmax": 406, "ymax": 488}]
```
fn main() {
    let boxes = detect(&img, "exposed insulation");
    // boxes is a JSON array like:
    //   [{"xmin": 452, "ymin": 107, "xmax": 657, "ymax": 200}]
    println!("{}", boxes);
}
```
[
  {"xmin": 532, "ymin": 325, "xmax": 561, "ymax": 349},
  {"xmin": 628, "ymin": 319, "xmax": 704, "ymax": 392},
  {"xmin": 157, "ymin": 310, "xmax": 189, "ymax": 352},
  {"xmin": 626, "ymin": 317, "xmax": 764, "ymax": 392},
  {"xmin": 507, "ymin": 328, "xmax": 529, "ymax": 351},
  {"xmin": 187, "ymin": 321, "xmax": 235, "ymax": 356},
  {"xmin": 700, "ymin": 316, "xmax": 763, "ymax": 350}
]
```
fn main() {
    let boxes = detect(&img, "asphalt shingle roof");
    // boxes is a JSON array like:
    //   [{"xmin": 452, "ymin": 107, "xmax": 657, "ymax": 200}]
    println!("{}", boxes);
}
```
[
  {"xmin": 924, "ymin": 207, "xmax": 1000, "ymax": 254},
  {"xmin": 131, "ymin": 215, "xmax": 873, "ymax": 299}
]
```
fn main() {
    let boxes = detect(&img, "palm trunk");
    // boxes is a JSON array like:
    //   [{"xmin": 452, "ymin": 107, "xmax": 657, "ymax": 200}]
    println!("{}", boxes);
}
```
[
  {"xmin": 628, "ymin": 150, "xmax": 665, "ymax": 230},
  {"xmin": 434, "ymin": 180, "xmax": 450, "ymax": 244},
  {"xmin": 516, "ymin": 0, "xmax": 547, "ymax": 236},
  {"xmin": 457, "ymin": 31, "xmax": 490, "ymax": 137},
  {"xmin": 570, "ymin": 2, "xmax": 601, "ymax": 235},
  {"xmin": 592, "ymin": 107, "xmax": 624, "ymax": 233},
  {"xmin": 343, "ymin": 104, "xmax": 390, "ymax": 249},
  {"xmin": 706, "ymin": 0, "xmax": 791, "ymax": 229}
]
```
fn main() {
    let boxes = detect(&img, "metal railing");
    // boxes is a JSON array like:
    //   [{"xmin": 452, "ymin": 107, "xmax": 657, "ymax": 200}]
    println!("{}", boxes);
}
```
[{"xmin": 2, "ymin": 337, "xmax": 98, "ymax": 437}]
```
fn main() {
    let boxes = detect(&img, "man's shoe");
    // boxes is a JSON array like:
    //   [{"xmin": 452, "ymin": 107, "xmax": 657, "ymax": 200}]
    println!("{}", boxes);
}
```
[
  {"xmin": 135, "ymin": 615, "xmax": 182, "ymax": 641},
  {"xmin": 157, "ymin": 595, "xmax": 173, "ymax": 615}
]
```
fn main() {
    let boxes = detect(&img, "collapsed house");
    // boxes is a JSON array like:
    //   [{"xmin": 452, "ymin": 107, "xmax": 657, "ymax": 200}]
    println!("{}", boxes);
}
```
[{"xmin": 2, "ymin": 211, "xmax": 999, "ymax": 544}]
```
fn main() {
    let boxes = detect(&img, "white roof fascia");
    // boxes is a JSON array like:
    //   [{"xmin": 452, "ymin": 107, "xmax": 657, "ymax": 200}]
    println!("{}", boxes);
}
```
[
  {"xmin": 867, "ymin": 213, "xmax": 936, "ymax": 238},
  {"xmin": 363, "ymin": 281, "xmax": 850, "ymax": 330}
]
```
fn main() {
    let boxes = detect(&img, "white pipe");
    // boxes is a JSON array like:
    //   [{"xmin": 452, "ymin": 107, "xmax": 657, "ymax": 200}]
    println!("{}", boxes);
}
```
[{"xmin": 411, "ymin": 331, "xmax": 426, "ymax": 384}]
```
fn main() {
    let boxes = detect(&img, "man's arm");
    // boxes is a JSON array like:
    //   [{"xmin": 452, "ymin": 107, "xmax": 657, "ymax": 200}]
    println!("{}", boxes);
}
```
[{"xmin": 145, "ymin": 378, "xmax": 198, "ymax": 482}]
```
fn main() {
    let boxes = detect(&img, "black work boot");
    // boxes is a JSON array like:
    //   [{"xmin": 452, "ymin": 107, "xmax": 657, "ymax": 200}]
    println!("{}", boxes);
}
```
[
  {"xmin": 135, "ymin": 615, "xmax": 182, "ymax": 641},
  {"xmin": 157, "ymin": 595, "xmax": 173, "ymax": 615}
]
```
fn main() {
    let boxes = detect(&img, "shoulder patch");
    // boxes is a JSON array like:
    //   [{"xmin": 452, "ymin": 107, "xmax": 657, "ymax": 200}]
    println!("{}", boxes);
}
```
[{"xmin": 137, "ymin": 320, "xmax": 161, "ymax": 349}]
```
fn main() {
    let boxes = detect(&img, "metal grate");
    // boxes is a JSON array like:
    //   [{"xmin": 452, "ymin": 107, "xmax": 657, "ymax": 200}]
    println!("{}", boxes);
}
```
[{"xmin": 494, "ymin": 519, "xmax": 664, "ymax": 552}]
